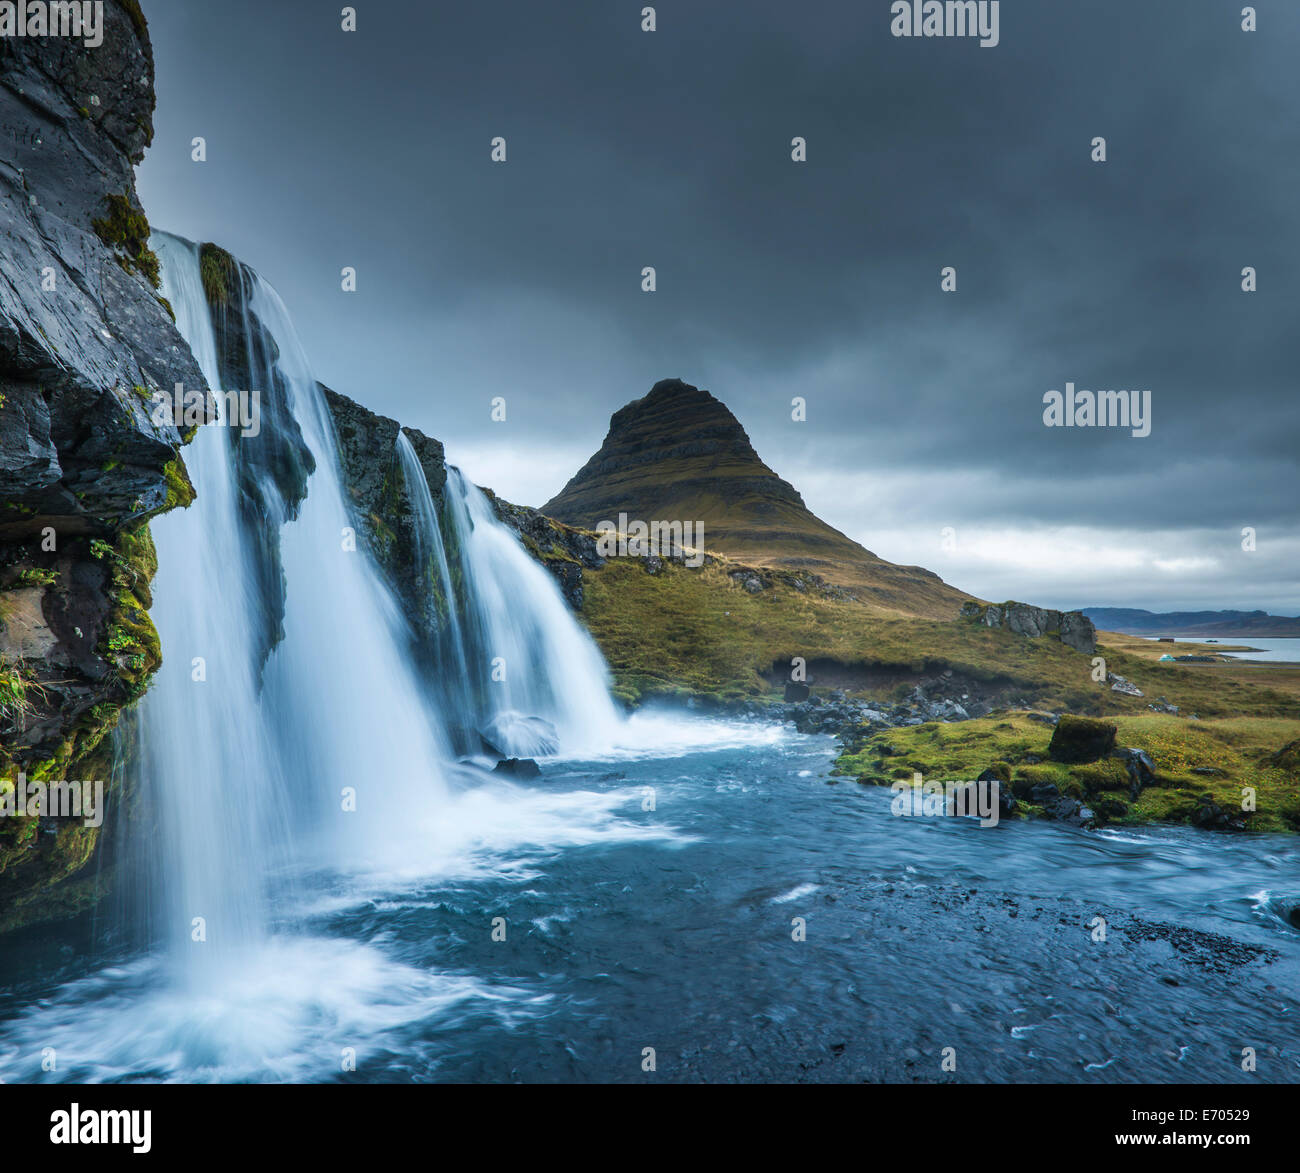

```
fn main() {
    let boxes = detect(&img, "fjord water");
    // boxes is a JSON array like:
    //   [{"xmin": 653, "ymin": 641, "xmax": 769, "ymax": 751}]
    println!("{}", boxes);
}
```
[{"xmin": 1, "ymin": 243, "xmax": 1298, "ymax": 1082}]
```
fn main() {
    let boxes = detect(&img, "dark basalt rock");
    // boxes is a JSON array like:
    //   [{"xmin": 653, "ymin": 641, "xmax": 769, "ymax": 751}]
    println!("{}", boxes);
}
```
[
  {"xmin": 493, "ymin": 757, "xmax": 541, "ymax": 779},
  {"xmin": 1188, "ymin": 795, "xmax": 1246, "ymax": 832},
  {"xmin": 0, "ymin": 12, "xmax": 206, "ymax": 538},
  {"xmin": 0, "ymin": 10, "xmax": 207, "ymax": 931},
  {"xmin": 1048, "ymin": 715, "xmax": 1118, "ymax": 764},
  {"xmin": 951, "ymin": 777, "xmax": 1017, "ymax": 820},
  {"xmin": 486, "ymin": 489, "xmax": 608, "ymax": 611},
  {"xmin": 322, "ymin": 385, "xmax": 448, "ymax": 630},
  {"xmin": 1048, "ymin": 796, "xmax": 1096, "ymax": 828},
  {"xmin": 321, "ymin": 387, "xmax": 598, "ymax": 615},
  {"xmin": 1114, "ymin": 746, "xmax": 1157, "ymax": 799}
]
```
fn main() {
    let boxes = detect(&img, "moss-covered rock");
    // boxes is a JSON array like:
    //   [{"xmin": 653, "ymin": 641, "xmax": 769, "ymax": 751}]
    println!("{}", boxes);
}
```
[
  {"xmin": 199, "ymin": 242, "xmax": 237, "ymax": 308},
  {"xmin": 1048, "ymin": 715, "xmax": 1118, "ymax": 763},
  {"xmin": 91, "ymin": 192, "xmax": 161, "ymax": 287},
  {"xmin": 0, "ymin": 1, "xmax": 204, "ymax": 933}
]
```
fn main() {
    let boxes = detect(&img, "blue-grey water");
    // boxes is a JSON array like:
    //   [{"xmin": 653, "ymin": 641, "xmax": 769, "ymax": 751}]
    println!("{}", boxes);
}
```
[
  {"xmin": 1145, "ymin": 636, "xmax": 1300, "ymax": 664},
  {"xmin": 1, "ymin": 714, "xmax": 1298, "ymax": 1084},
  {"xmin": 1212, "ymin": 638, "xmax": 1300, "ymax": 664}
]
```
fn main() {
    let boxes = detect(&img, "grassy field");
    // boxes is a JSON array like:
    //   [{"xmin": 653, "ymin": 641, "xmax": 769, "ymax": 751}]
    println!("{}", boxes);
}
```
[
  {"xmin": 580, "ymin": 554, "xmax": 1300, "ymax": 715},
  {"xmin": 833, "ymin": 712, "xmax": 1300, "ymax": 832},
  {"xmin": 575, "ymin": 552, "xmax": 1300, "ymax": 831}
]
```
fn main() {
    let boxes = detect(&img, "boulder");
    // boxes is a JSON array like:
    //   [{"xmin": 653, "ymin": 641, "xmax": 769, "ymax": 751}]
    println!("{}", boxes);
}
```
[
  {"xmin": 1188, "ymin": 795, "xmax": 1243, "ymax": 831},
  {"xmin": 1043, "ymin": 796, "xmax": 1097, "ymax": 828},
  {"xmin": 729, "ymin": 570, "xmax": 766, "ymax": 594},
  {"xmin": 1059, "ymin": 611, "xmax": 1098, "ymax": 655},
  {"xmin": 1048, "ymin": 715, "xmax": 1117, "ymax": 763},
  {"xmin": 493, "ymin": 758, "xmax": 541, "ymax": 779},
  {"xmin": 948, "ymin": 780, "xmax": 1017, "ymax": 821},
  {"xmin": 1114, "ymin": 747, "xmax": 1157, "ymax": 799},
  {"xmin": 479, "ymin": 712, "xmax": 560, "ymax": 758}
]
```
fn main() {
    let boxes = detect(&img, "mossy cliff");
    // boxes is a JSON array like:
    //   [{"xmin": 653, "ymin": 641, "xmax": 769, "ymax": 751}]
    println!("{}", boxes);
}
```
[
  {"xmin": 0, "ymin": 5, "xmax": 205, "ymax": 931},
  {"xmin": 196, "ymin": 243, "xmax": 315, "ymax": 672},
  {"xmin": 322, "ymin": 386, "xmax": 448, "ymax": 632}
]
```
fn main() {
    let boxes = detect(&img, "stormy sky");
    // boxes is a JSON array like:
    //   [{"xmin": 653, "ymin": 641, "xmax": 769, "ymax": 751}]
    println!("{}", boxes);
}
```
[{"xmin": 136, "ymin": 0, "xmax": 1299, "ymax": 614}]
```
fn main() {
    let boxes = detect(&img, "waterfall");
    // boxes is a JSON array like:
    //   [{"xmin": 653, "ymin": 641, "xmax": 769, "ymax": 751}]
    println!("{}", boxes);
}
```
[
  {"xmin": 395, "ymin": 432, "xmax": 471, "ymax": 722},
  {"xmin": 420, "ymin": 463, "xmax": 623, "ymax": 758},
  {"xmin": 241, "ymin": 274, "xmax": 452, "ymax": 866},
  {"xmin": 144, "ymin": 234, "xmax": 288, "ymax": 967},
  {"xmin": 0, "ymin": 235, "xmax": 679, "ymax": 1083},
  {"xmin": 145, "ymin": 233, "xmax": 625, "ymax": 941},
  {"xmin": 145, "ymin": 234, "xmax": 452, "ymax": 974}
]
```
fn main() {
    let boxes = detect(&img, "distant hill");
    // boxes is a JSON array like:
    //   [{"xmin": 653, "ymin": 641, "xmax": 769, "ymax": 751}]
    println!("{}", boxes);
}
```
[
  {"xmin": 1082, "ymin": 608, "xmax": 1300, "ymax": 638},
  {"xmin": 541, "ymin": 378, "xmax": 972, "ymax": 619}
]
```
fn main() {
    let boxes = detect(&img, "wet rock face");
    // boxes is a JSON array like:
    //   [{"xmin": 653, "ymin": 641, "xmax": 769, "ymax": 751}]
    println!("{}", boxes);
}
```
[
  {"xmin": 0, "ymin": 13, "xmax": 207, "ymax": 933},
  {"xmin": 487, "ymin": 491, "xmax": 607, "ymax": 611},
  {"xmin": 324, "ymin": 385, "xmax": 446, "ymax": 514},
  {"xmin": 321, "ymin": 385, "xmax": 598, "ymax": 617},
  {"xmin": 322, "ymin": 385, "xmax": 447, "ymax": 630},
  {"xmin": 0, "ymin": 15, "xmax": 206, "ymax": 537},
  {"xmin": 960, "ymin": 600, "xmax": 1097, "ymax": 655}
]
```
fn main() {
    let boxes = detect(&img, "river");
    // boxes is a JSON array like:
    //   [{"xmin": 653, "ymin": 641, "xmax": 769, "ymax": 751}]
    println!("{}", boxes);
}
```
[{"xmin": 1, "ymin": 712, "xmax": 1297, "ymax": 1083}]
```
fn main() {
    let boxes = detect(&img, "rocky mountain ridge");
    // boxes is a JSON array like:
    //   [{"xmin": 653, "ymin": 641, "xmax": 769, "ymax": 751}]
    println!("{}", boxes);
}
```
[
  {"xmin": 541, "ymin": 378, "xmax": 973, "ymax": 619},
  {"xmin": 1082, "ymin": 607, "xmax": 1300, "ymax": 639}
]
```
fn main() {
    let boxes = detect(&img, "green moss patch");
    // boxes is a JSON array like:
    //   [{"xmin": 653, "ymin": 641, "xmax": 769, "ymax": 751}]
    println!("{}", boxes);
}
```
[
  {"xmin": 91, "ymin": 193, "xmax": 160, "ymax": 288},
  {"xmin": 199, "ymin": 242, "xmax": 237, "ymax": 308},
  {"xmin": 835, "ymin": 711, "xmax": 1300, "ymax": 833}
]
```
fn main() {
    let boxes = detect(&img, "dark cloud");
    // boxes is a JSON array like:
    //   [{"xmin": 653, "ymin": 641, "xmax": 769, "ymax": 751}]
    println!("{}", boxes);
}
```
[{"xmin": 137, "ymin": 0, "xmax": 1299, "ymax": 612}]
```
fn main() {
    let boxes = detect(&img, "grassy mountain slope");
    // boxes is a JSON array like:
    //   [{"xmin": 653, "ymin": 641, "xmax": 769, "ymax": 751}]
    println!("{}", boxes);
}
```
[{"xmin": 542, "ymin": 379, "xmax": 972, "ymax": 619}]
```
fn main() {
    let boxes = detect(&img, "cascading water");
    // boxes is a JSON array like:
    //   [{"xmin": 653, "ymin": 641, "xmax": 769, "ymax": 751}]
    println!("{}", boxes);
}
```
[
  {"xmin": 148, "ymin": 234, "xmax": 455, "ymax": 912},
  {"xmin": 0, "ymin": 235, "xmax": 699, "ymax": 1083},
  {"xmin": 141, "ymin": 233, "xmax": 289, "ymax": 967},
  {"xmin": 240, "ymin": 276, "xmax": 453, "ymax": 867},
  {"xmin": 395, "ymin": 433, "xmax": 471, "ymax": 727},
  {"xmin": 3, "ymin": 246, "xmax": 1298, "ymax": 1089},
  {"xmin": 396, "ymin": 448, "xmax": 622, "ymax": 758}
]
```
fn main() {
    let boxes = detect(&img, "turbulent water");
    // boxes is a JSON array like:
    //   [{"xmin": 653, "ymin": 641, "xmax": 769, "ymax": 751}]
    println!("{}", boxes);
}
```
[
  {"xmin": 3, "ymin": 724, "xmax": 1300, "ymax": 1082},
  {"xmin": 399, "ymin": 445, "xmax": 622, "ymax": 758},
  {"xmin": 0, "ymin": 241, "xmax": 1297, "ymax": 1083}
]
